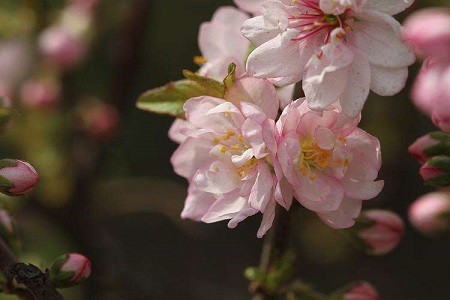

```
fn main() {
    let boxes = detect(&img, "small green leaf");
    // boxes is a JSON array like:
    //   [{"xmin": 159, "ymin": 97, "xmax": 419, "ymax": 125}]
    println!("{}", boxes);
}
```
[
  {"xmin": 136, "ymin": 80, "xmax": 205, "ymax": 118},
  {"xmin": 182, "ymin": 70, "xmax": 224, "ymax": 98},
  {"xmin": 223, "ymin": 63, "xmax": 237, "ymax": 96}
]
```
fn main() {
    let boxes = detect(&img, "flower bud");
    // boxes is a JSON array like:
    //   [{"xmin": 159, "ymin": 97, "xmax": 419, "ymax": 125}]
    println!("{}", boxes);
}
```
[
  {"xmin": 420, "ymin": 156, "xmax": 450, "ymax": 186},
  {"xmin": 50, "ymin": 253, "xmax": 91, "ymax": 288},
  {"xmin": 409, "ymin": 191, "xmax": 450, "ymax": 236},
  {"xmin": 356, "ymin": 210, "xmax": 405, "ymax": 255},
  {"xmin": 408, "ymin": 134, "xmax": 440, "ymax": 163},
  {"xmin": 39, "ymin": 26, "xmax": 86, "ymax": 69},
  {"xmin": 403, "ymin": 8, "xmax": 450, "ymax": 57},
  {"xmin": 20, "ymin": 80, "xmax": 60, "ymax": 109},
  {"xmin": 343, "ymin": 281, "xmax": 379, "ymax": 300},
  {"xmin": 420, "ymin": 162, "xmax": 446, "ymax": 181},
  {"xmin": 0, "ymin": 159, "xmax": 39, "ymax": 196}
]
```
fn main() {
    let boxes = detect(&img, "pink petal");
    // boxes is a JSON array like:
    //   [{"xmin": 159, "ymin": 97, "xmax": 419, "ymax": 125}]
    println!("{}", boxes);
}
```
[
  {"xmin": 181, "ymin": 185, "xmax": 217, "ymax": 221},
  {"xmin": 349, "ymin": 10, "xmax": 415, "ymax": 68},
  {"xmin": 340, "ymin": 52, "xmax": 371, "ymax": 118},
  {"xmin": 370, "ymin": 65, "xmax": 408, "ymax": 96},
  {"xmin": 227, "ymin": 76, "xmax": 279, "ymax": 120},
  {"xmin": 171, "ymin": 137, "xmax": 213, "ymax": 179},
  {"xmin": 318, "ymin": 199, "xmax": 362, "ymax": 229},
  {"xmin": 363, "ymin": 0, "xmax": 413, "ymax": 16}
]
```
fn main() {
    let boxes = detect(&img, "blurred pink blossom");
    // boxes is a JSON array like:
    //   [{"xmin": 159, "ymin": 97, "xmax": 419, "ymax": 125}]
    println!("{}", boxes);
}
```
[
  {"xmin": 170, "ymin": 77, "xmax": 285, "ymax": 237},
  {"xmin": 39, "ymin": 26, "xmax": 87, "ymax": 69},
  {"xmin": 233, "ymin": 0, "xmax": 265, "ymax": 15},
  {"xmin": 276, "ymin": 99, "xmax": 383, "ymax": 228},
  {"xmin": 241, "ymin": 0, "xmax": 415, "ymax": 117},
  {"xmin": 20, "ymin": 80, "xmax": 61, "ymax": 109},
  {"xmin": 404, "ymin": 9, "xmax": 450, "ymax": 132},
  {"xmin": 409, "ymin": 190, "xmax": 450, "ymax": 236},
  {"xmin": 343, "ymin": 281, "xmax": 379, "ymax": 300},
  {"xmin": 358, "ymin": 209, "xmax": 404, "ymax": 255}
]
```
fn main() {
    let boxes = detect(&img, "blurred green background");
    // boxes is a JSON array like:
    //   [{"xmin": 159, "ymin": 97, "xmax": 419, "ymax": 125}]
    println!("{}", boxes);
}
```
[{"xmin": 0, "ymin": 0, "xmax": 449, "ymax": 299}]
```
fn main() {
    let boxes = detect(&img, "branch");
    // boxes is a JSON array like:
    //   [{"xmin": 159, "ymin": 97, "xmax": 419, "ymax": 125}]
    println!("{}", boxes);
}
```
[{"xmin": 252, "ymin": 206, "xmax": 290, "ymax": 300}]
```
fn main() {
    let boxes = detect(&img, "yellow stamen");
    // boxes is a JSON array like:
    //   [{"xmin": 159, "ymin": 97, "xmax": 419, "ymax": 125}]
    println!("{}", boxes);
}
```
[
  {"xmin": 219, "ymin": 145, "xmax": 227, "ymax": 153},
  {"xmin": 193, "ymin": 56, "xmax": 207, "ymax": 65}
]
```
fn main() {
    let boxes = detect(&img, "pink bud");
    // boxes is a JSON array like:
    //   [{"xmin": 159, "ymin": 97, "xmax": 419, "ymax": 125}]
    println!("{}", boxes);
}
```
[
  {"xmin": 0, "ymin": 160, "xmax": 39, "ymax": 195},
  {"xmin": 358, "ymin": 210, "xmax": 405, "ymax": 255},
  {"xmin": 86, "ymin": 104, "xmax": 119, "ymax": 140},
  {"xmin": 419, "ymin": 162, "xmax": 446, "ymax": 181},
  {"xmin": 403, "ymin": 8, "xmax": 450, "ymax": 58},
  {"xmin": 431, "ymin": 67, "xmax": 450, "ymax": 132},
  {"xmin": 408, "ymin": 134, "xmax": 439, "ymax": 163},
  {"xmin": 61, "ymin": 253, "xmax": 91, "ymax": 283},
  {"xmin": 39, "ymin": 27, "xmax": 86, "ymax": 69},
  {"xmin": 343, "ymin": 281, "xmax": 379, "ymax": 300},
  {"xmin": 409, "ymin": 191, "xmax": 450, "ymax": 236},
  {"xmin": 20, "ymin": 80, "xmax": 60, "ymax": 109}
]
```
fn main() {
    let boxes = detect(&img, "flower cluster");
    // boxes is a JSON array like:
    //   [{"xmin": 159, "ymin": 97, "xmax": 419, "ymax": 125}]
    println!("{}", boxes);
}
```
[
  {"xmin": 171, "ymin": 76, "xmax": 383, "ymax": 237},
  {"xmin": 161, "ymin": 0, "xmax": 419, "ymax": 238}
]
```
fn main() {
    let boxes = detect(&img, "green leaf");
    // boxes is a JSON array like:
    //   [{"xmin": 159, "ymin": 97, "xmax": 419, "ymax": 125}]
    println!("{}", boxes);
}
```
[
  {"xmin": 136, "ymin": 80, "xmax": 206, "ymax": 118},
  {"xmin": 429, "ymin": 131, "xmax": 450, "ymax": 141},
  {"xmin": 223, "ymin": 63, "xmax": 237, "ymax": 95},
  {"xmin": 182, "ymin": 70, "xmax": 224, "ymax": 98}
]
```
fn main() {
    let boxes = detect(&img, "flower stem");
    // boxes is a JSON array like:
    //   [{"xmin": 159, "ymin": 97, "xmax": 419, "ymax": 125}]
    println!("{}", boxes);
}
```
[{"xmin": 252, "ymin": 206, "xmax": 290, "ymax": 300}]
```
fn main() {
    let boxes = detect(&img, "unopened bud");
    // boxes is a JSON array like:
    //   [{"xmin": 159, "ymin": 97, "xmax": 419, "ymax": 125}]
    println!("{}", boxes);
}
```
[
  {"xmin": 20, "ymin": 80, "xmax": 60, "ymax": 109},
  {"xmin": 409, "ymin": 191, "xmax": 450, "ymax": 236},
  {"xmin": 343, "ymin": 281, "xmax": 379, "ymax": 300},
  {"xmin": 50, "ymin": 253, "xmax": 91, "ymax": 288},
  {"xmin": 421, "ymin": 156, "xmax": 450, "ymax": 186},
  {"xmin": 349, "ymin": 210, "xmax": 405, "ymax": 255},
  {"xmin": 0, "ymin": 160, "xmax": 39, "ymax": 196},
  {"xmin": 39, "ymin": 27, "xmax": 86, "ymax": 69},
  {"xmin": 409, "ymin": 134, "xmax": 440, "ymax": 163}
]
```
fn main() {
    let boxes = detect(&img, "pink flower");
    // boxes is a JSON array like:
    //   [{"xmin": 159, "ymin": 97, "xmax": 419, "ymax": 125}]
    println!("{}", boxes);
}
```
[
  {"xmin": 403, "ymin": 8, "xmax": 450, "ymax": 58},
  {"xmin": 39, "ymin": 26, "xmax": 87, "ymax": 69},
  {"xmin": 50, "ymin": 253, "xmax": 91, "ymax": 287},
  {"xmin": 0, "ymin": 160, "xmax": 39, "ymax": 196},
  {"xmin": 242, "ymin": 0, "xmax": 415, "ymax": 117},
  {"xmin": 404, "ymin": 9, "xmax": 450, "ymax": 131},
  {"xmin": 198, "ymin": 7, "xmax": 250, "ymax": 81},
  {"xmin": 234, "ymin": 0, "xmax": 265, "ymax": 15},
  {"xmin": 408, "ymin": 134, "xmax": 439, "ymax": 163},
  {"xmin": 276, "ymin": 99, "xmax": 383, "ymax": 228},
  {"xmin": 197, "ymin": 6, "xmax": 295, "ymax": 108},
  {"xmin": 409, "ymin": 190, "xmax": 450, "ymax": 236},
  {"xmin": 358, "ymin": 209, "xmax": 404, "ymax": 255},
  {"xmin": 419, "ymin": 162, "xmax": 446, "ymax": 181},
  {"xmin": 343, "ymin": 281, "xmax": 379, "ymax": 300},
  {"xmin": 170, "ymin": 77, "xmax": 288, "ymax": 237},
  {"xmin": 20, "ymin": 80, "xmax": 61, "ymax": 109}
]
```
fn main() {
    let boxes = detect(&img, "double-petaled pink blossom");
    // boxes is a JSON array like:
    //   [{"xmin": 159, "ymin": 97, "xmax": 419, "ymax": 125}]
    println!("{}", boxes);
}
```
[
  {"xmin": 276, "ymin": 99, "xmax": 383, "ymax": 228},
  {"xmin": 241, "ymin": 0, "xmax": 415, "ymax": 117},
  {"xmin": 170, "ymin": 77, "xmax": 290, "ymax": 237}
]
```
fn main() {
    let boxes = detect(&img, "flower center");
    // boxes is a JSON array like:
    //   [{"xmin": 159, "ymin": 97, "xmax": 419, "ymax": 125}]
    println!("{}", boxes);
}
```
[
  {"xmin": 288, "ymin": 0, "xmax": 353, "ymax": 43},
  {"xmin": 297, "ymin": 137, "xmax": 350, "ymax": 180},
  {"xmin": 212, "ymin": 130, "xmax": 258, "ymax": 178}
]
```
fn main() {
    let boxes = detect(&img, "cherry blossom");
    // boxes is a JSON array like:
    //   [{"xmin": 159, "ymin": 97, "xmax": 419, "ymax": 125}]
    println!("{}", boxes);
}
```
[
  {"xmin": 404, "ymin": 9, "xmax": 450, "ymax": 132},
  {"xmin": 276, "ymin": 99, "xmax": 383, "ymax": 228},
  {"xmin": 242, "ymin": 0, "xmax": 415, "ymax": 117},
  {"xmin": 170, "ymin": 77, "xmax": 290, "ymax": 237}
]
